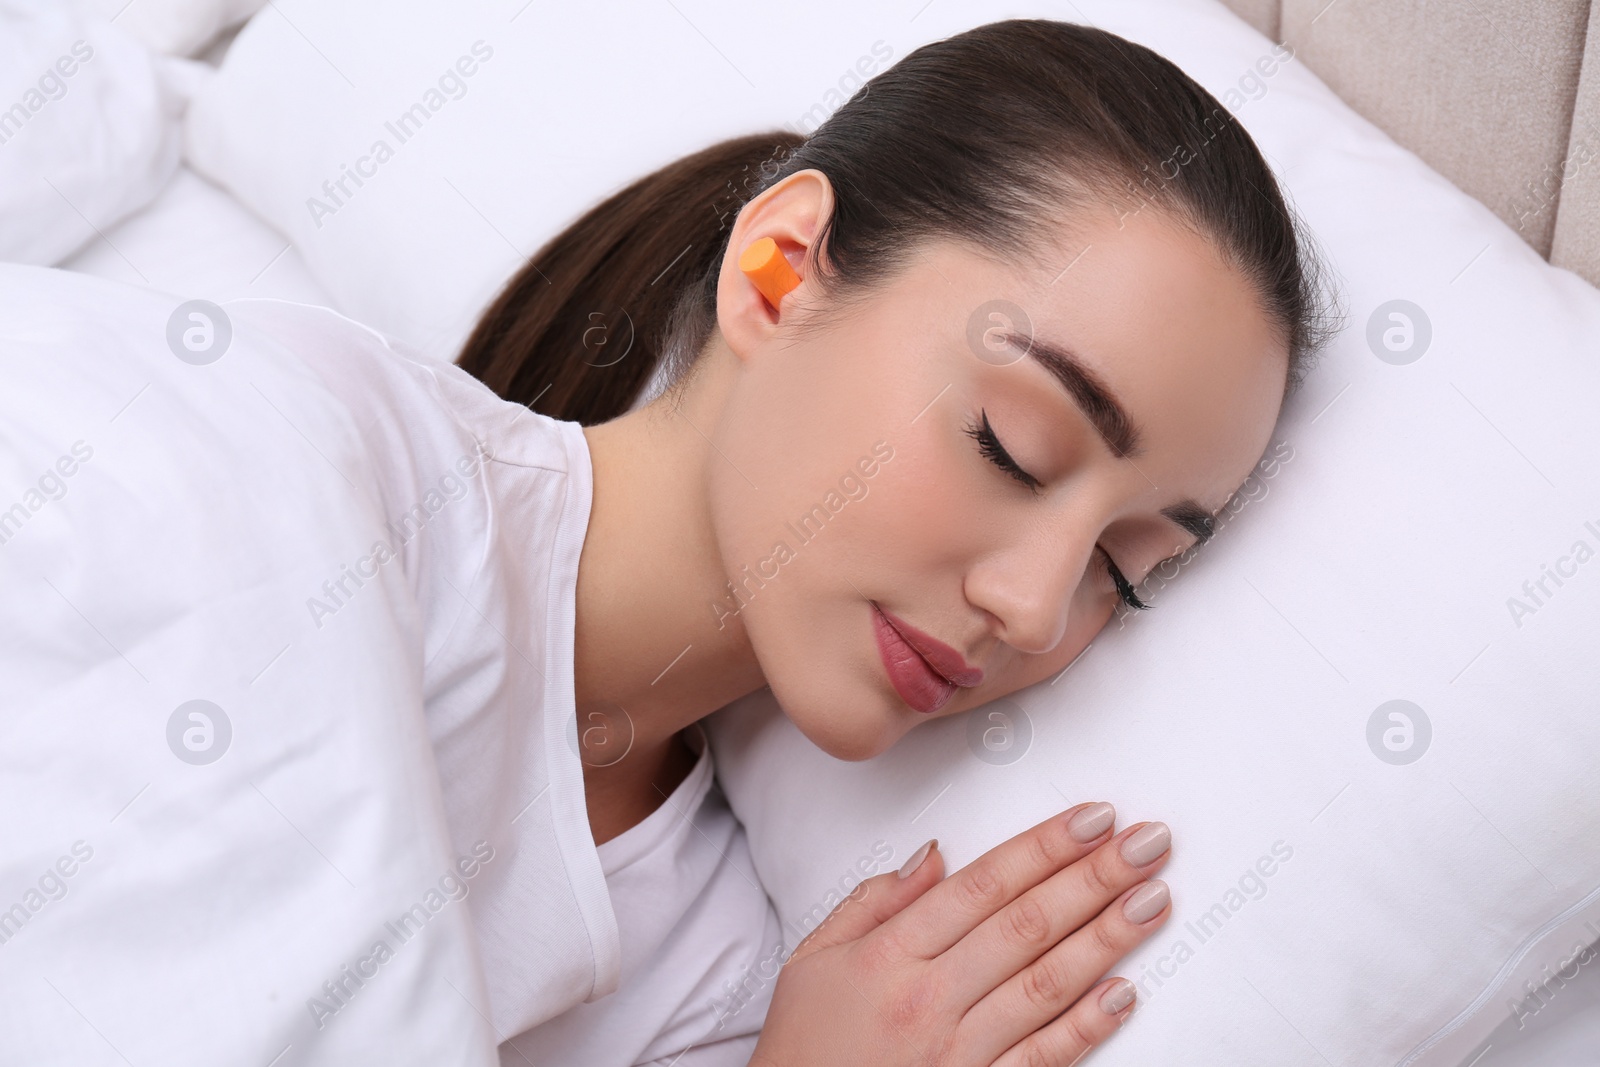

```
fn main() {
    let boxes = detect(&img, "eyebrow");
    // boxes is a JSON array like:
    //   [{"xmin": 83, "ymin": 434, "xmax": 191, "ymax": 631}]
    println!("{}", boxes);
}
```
[
  {"xmin": 999, "ymin": 328, "xmax": 1216, "ymax": 547},
  {"xmin": 1162, "ymin": 499, "xmax": 1216, "ymax": 546}
]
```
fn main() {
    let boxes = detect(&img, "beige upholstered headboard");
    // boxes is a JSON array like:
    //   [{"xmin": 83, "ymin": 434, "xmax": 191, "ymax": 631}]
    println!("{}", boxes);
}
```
[{"xmin": 1220, "ymin": 0, "xmax": 1600, "ymax": 291}]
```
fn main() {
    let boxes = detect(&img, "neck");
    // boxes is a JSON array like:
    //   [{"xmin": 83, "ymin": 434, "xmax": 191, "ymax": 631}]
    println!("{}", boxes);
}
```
[{"xmin": 572, "ymin": 346, "xmax": 765, "ymax": 842}]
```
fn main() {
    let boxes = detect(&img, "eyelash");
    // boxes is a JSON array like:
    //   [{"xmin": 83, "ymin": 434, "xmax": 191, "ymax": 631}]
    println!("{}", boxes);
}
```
[
  {"xmin": 965, "ymin": 409, "xmax": 1040, "ymax": 490},
  {"xmin": 1096, "ymin": 546, "xmax": 1151, "ymax": 611},
  {"xmin": 965, "ymin": 409, "xmax": 1152, "ymax": 612}
]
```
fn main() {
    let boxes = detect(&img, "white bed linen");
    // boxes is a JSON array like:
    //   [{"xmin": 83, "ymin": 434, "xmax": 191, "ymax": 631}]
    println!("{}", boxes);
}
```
[
  {"xmin": 62, "ymin": 164, "xmax": 330, "ymax": 308},
  {"xmin": 0, "ymin": 1, "xmax": 183, "ymax": 265},
  {"xmin": 74, "ymin": 0, "xmax": 268, "ymax": 58},
  {"xmin": 0, "ymin": 265, "xmax": 500, "ymax": 1066}
]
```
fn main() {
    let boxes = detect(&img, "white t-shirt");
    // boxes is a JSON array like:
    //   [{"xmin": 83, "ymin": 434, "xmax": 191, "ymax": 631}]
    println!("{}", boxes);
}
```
[
  {"xmin": 506, "ymin": 725, "xmax": 783, "ymax": 1066},
  {"xmin": 234, "ymin": 299, "xmax": 781, "ymax": 1064}
]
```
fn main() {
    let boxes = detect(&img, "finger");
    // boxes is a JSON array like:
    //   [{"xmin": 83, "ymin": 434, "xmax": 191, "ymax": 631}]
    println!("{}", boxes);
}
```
[
  {"xmin": 938, "ymin": 821, "xmax": 1171, "ymax": 1004},
  {"xmin": 787, "ymin": 839, "xmax": 946, "ymax": 963},
  {"xmin": 989, "ymin": 977, "xmax": 1139, "ymax": 1067},
  {"xmin": 964, "ymin": 878, "xmax": 1170, "ymax": 1060},
  {"xmin": 876, "ymin": 802, "xmax": 1117, "ymax": 959}
]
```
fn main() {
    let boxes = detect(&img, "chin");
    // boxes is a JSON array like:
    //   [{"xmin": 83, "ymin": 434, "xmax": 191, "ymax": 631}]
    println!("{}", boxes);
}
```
[{"xmin": 772, "ymin": 685, "xmax": 911, "ymax": 763}]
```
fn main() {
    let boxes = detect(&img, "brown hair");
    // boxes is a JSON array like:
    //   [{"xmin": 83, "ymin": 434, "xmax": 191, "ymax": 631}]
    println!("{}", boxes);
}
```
[{"xmin": 456, "ymin": 18, "xmax": 1338, "ymax": 424}]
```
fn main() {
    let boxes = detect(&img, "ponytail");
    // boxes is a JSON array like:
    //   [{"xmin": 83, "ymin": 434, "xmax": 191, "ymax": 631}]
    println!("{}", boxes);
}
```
[{"xmin": 456, "ymin": 132, "xmax": 804, "ymax": 424}]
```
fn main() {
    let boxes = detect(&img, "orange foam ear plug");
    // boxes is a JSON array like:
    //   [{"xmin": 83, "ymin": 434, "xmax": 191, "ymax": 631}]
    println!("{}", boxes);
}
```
[{"xmin": 739, "ymin": 237, "xmax": 802, "ymax": 308}]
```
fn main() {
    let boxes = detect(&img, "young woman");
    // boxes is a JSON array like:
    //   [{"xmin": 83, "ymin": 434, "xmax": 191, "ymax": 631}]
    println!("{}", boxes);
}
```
[
  {"xmin": 434, "ymin": 16, "xmax": 1334, "ymax": 1066},
  {"xmin": 0, "ymin": 14, "xmax": 1327, "ymax": 1066}
]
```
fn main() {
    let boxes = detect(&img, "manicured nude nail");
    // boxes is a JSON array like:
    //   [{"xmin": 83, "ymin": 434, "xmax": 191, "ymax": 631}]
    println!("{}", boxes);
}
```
[
  {"xmin": 1099, "ymin": 978, "xmax": 1137, "ymax": 1015},
  {"xmin": 1066, "ymin": 802, "xmax": 1115, "ymax": 842},
  {"xmin": 899, "ymin": 839, "xmax": 936, "ymax": 879},
  {"xmin": 1123, "ymin": 880, "xmax": 1170, "ymax": 924},
  {"xmin": 1120, "ymin": 822, "xmax": 1171, "ymax": 867}
]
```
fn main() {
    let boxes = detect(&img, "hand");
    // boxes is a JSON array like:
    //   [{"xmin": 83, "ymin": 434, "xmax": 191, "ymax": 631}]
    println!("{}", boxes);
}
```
[{"xmin": 749, "ymin": 803, "xmax": 1171, "ymax": 1066}]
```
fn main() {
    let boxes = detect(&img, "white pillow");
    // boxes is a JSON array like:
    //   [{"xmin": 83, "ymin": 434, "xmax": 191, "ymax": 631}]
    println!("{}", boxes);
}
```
[
  {"xmin": 183, "ymin": 0, "xmax": 918, "ymax": 361},
  {"xmin": 183, "ymin": 1, "xmax": 1600, "ymax": 1064},
  {"xmin": 0, "ymin": 2, "xmax": 184, "ymax": 265},
  {"xmin": 61, "ymin": 165, "xmax": 333, "ymax": 308}
]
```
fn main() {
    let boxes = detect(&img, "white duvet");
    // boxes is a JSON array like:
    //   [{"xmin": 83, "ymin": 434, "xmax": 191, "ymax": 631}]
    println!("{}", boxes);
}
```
[{"xmin": 0, "ymin": 265, "xmax": 498, "ymax": 1066}]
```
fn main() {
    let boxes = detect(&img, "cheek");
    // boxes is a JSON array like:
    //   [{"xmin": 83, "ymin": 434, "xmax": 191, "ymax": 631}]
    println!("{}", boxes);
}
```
[
  {"xmin": 711, "ymin": 364, "xmax": 977, "ymax": 596},
  {"xmin": 841, "ymin": 408, "xmax": 1002, "ymax": 573},
  {"xmin": 874, "ymin": 432, "xmax": 965, "ymax": 533},
  {"xmin": 703, "ymin": 394, "xmax": 907, "ymax": 670}
]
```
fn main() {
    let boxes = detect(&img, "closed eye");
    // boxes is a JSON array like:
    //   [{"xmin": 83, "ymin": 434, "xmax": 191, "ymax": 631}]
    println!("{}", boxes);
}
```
[
  {"xmin": 965, "ymin": 409, "xmax": 1041, "ymax": 491},
  {"xmin": 966, "ymin": 409, "xmax": 1150, "ymax": 612},
  {"xmin": 1097, "ymin": 545, "xmax": 1150, "ymax": 611}
]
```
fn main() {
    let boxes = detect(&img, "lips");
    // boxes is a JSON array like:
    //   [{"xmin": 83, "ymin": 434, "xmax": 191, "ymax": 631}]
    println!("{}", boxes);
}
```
[{"xmin": 871, "ymin": 602, "xmax": 983, "ymax": 715}]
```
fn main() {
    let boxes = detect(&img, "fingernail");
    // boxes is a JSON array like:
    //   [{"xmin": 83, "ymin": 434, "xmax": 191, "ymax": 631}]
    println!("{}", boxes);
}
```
[
  {"xmin": 1066, "ymin": 802, "xmax": 1115, "ymax": 842},
  {"xmin": 1120, "ymin": 822, "xmax": 1171, "ymax": 867},
  {"xmin": 1099, "ymin": 978, "xmax": 1137, "ymax": 1015},
  {"xmin": 899, "ymin": 839, "xmax": 936, "ymax": 879},
  {"xmin": 1123, "ymin": 880, "xmax": 1170, "ymax": 924}
]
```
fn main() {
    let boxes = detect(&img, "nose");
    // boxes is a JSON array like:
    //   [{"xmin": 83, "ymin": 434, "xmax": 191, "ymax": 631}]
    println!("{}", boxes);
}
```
[{"xmin": 963, "ymin": 518, "xmax": 1100, "ymax": 656}]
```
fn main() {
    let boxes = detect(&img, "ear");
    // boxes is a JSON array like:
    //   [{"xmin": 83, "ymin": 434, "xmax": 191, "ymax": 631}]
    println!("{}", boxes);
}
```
[{"xmin": 716, "ymin": 168, "xmax": 835, "ymax": 365}]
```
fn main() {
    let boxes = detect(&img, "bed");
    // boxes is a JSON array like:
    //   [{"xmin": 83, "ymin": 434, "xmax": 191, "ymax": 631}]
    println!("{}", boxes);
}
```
[{"xmin": 8, "ymin": 1, "xmax": 1600, "ymax": 1065}]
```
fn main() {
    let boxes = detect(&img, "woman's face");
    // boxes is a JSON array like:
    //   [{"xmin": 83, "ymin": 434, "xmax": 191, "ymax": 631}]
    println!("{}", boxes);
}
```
[{"xmin": 706, "ymin": 175, "xmax": 1288, "ymax": 760}]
